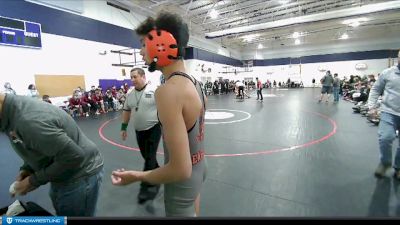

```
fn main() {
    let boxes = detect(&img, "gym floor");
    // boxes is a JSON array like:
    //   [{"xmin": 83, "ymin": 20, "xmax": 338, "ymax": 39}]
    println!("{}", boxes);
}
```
[{"xmin": 1, "ymin": 88, "xmax": 399, "ymax": 217}]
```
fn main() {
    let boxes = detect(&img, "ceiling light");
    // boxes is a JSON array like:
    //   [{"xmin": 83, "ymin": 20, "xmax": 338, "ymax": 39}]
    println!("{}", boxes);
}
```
[
  {"xmin": 258, "ymin": 43, "xmax": 263, "ymax": 49},
  {"xmin": 349, "ymin": 21, "xmax": 360, "ymax": 27},
  {"xmin": 279, "ymin": 0, "xmax": 290, "ymax": 4},
  {"xmin": 292, "ymin": 32, "xmax": 300, "ymax": 38},
  {"xmin": 209, "ymin": 9, "xmax": 219, "ymax": 19},
  {"xmin": 342, "ymin": 17, "xmax": 368, "ymax": 25},
  {"xmin": 206, "ymin": 1, "xmax": 396, "ymax": 39},
  {"xmin": 295, "ymin": 39, "xmax": 300, "ymax": 45},
  {"xmin": 340, "ymin": 33, "xmax": 349, "ymax": 40},
  {"xmin": 216, "ymin": 0, "xmax": 227, "ymax": 6},
  {"xmin": 241, "ymin": 19, "xmax": 249, "ymax": 24},
  {"xmin": 244, "ymin": 37, "xmax": 253, "ymax": 42},
  {"xmin": 242, "ymin": 34, "xmax": 259, "ymax": 42}
]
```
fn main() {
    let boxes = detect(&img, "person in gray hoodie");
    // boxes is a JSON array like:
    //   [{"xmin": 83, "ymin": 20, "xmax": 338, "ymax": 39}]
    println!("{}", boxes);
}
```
[
  {"xmin": 369, "ymin": 49, "xmax": 400, "ymax": 179},
  {"xmin": 0, "ymin": 93, "xmax": 104, "ymax": 216}
]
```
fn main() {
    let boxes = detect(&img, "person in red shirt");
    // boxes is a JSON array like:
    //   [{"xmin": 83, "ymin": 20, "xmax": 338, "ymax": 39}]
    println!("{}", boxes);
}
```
[
  {"xmin": 82, "ymin": 91, "xmax": 96, "ymax": 115},
  {"xmin": 256, "ymin": 77, "xmax": 263, "ymax": 102},
  {"xmin": 69, "ymin": 91, "xmax": 83, "ymax": 117},
  {"xmin": 68, "ymin": 90, "xmax": 89, "ymax": 117},
  {"xmin": 92, "ymin": 89, "xmax": 106, "ymax": 114},
  {"xmin": 79, "ymin": 92, "xmax": 90, "ymax": 117}
]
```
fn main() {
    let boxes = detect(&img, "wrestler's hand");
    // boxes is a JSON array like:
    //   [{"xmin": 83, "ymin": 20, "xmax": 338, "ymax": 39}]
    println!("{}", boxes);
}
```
[
  {"xmin": 13, "ymin": 176, "xmax": 37, "ymax": 196},
  {"xmin": 111, "ymin": 169, "xmax": 142, "ymax": 186}
]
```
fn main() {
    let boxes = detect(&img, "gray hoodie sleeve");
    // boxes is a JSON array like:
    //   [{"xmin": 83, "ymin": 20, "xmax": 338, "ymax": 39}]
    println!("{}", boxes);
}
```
[
  {"xmin": 20, "ymin": 163, "xmax": 34, "ymax": 173},
  {"xmin": 17, "ymin": 120, "xmax": 86, "ymax": 187},
  {"xmin": 367, "ymin": 71, "xmax": 386, "ymax": 109}
]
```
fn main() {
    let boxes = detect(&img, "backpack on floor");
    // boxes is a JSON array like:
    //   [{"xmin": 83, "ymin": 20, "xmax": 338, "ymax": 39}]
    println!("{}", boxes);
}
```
[{"xmin": 0, "ymin": 201, "xmax": 53, "ymax": 216}]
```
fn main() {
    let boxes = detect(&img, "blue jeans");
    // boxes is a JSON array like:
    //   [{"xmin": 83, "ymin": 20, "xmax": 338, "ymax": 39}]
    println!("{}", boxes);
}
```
[
  {"xmin": 49, "ymin": 169, "xmax": 104, "ymax": 216},
  {"xmin": 333, "ymin": 86, "xmax": 340, "ymax": 102},
  {"xmin": 378, "ymin": 112, "xmax": 400, "ymax": 169}
]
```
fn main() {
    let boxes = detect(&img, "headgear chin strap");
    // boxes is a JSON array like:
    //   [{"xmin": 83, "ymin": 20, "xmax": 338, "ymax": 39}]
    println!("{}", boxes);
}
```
[
  {"xmin": 145, "ymin": 29, "xmax": 179, "ymax": 68},
  {"xmin": 148, "ymin": 61, "xmax": 157, "ymax": 72}
]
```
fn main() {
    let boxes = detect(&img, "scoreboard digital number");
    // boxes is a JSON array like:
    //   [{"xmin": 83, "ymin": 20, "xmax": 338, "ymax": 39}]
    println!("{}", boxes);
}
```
[{"xmin": 0, "ymin": 16, "xmax": 42, "ymax": 48}]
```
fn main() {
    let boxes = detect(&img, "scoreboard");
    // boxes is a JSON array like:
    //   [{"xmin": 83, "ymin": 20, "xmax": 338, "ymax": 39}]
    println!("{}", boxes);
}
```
[{"xmin": 0, "ymin": 16, "xmax": 42, "ymax": 48}]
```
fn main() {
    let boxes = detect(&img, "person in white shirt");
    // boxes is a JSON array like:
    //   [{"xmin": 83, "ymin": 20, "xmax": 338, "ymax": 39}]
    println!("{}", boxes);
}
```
[
  {"xmin": 235, "ymin": 81, "xmax": 245, "ymax": 99},
  {"xmin": 26, "ymin": 84, "xmax": 39, "ymax": 98},
  {"xmin": 120, "ymin": 67, "xmax": 161, "ymax": 204},
  {"xmin": 235, "ymin": 81, "xmax": 250, "ymax": 99},
  {"xmin": 3, "ymin": 82, "xmax": 16, "ymax": 95}
]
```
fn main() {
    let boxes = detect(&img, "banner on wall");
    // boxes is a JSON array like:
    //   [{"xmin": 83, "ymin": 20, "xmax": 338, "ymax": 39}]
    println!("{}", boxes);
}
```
[
  {"xmin": 0, "ymin": 16, "xmax": 42, "ymax": 48},
  {"xmin": 355, "ymin": 63, "xmax": 368, "ymax": 70},
  {"xmin": 317, "ymin": 65, "xmax": 327, "ymax": 72}
]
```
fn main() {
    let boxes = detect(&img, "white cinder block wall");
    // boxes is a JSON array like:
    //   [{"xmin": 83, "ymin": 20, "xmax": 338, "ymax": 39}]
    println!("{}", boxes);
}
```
[
  {"xmin": 1, "ymin": 31, "xmax": 391, "ymax": 95},
  {"xmin": 0, "ymin": 33, "xmax": 161, "ymax": 95},
  {"xmin": 184, "ymin": 58, "xmax": 390, "ymax": 87}
]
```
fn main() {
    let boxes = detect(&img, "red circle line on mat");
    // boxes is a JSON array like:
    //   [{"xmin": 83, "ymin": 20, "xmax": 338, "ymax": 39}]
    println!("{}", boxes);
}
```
[{"xmin": 98, "ymin": 110, "xmax": 337, "ymax": 158}]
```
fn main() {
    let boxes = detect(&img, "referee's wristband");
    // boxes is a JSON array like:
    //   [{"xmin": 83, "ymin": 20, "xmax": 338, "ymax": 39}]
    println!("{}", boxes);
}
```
[{"xmin": 121, "ymin": 123, "xmax": 128, "ymax": 131}]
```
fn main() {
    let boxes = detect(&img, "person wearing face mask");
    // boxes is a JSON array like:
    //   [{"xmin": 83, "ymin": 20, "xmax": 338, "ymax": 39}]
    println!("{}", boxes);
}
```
[
  {"xmin": 111, "ymin": 12, "xmax": 207, "ymax": 217},
  {"xmin": 369, "ymin": 49, "xmax": 400, "ymax": 179},
  {"xmin": 26, "ymin": 84, "xmax": 40, "ymax": 99},
  {"xmin": 3, "ymin": 82, "xmax": 16, "ymax": 95}
]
